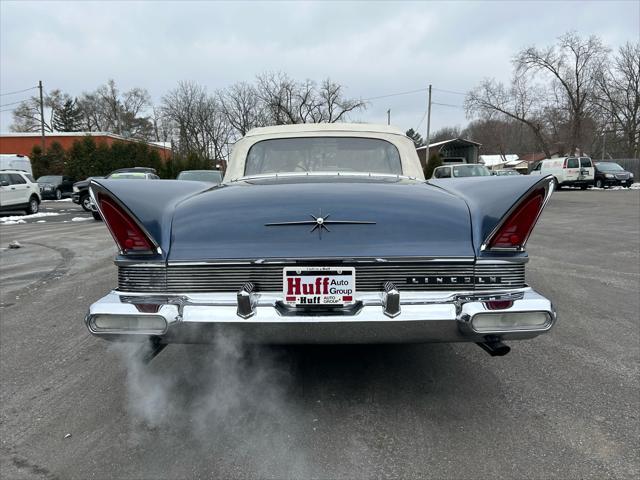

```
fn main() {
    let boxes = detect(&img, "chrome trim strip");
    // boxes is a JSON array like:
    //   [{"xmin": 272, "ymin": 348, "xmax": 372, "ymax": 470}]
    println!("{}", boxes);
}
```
[
  {"xmin": 480, "ymin": 175, "xmax": 555, "ymax": 253},
  {"xmin": 166, "ymin": 256, "xmax": 476, "ymax": 266},
  {"xmin": 233, "ymin": 172, "xmax": 422, "ymax": 183}
]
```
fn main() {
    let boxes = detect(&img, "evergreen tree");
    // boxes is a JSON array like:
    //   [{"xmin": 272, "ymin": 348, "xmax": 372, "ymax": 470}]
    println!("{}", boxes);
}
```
[
  {"xmin": 52, "ymin": 99, "xmax": 83, "ymax": 132},
  {"xmin": 424, "ymin": 153, "xmax": 443, "ymax": 179},
  {"xmin": 406, "ymin": 128, "xmax": 424, "ymax": 147}
]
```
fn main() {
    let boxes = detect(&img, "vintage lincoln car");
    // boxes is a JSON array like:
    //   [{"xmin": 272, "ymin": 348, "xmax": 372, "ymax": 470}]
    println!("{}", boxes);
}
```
[{"xmin": 86, "ymin": 124, "xmax": 556, "ymax": 357}]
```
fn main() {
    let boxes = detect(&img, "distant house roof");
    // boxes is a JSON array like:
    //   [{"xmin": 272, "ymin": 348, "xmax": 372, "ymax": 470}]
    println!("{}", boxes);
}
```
[
  {"xmin": 505, "ymin": 159, "xmax": 528, "ymax": 168},
  {"xmin": 479, "ymin": 154, "xmax": 519, "ymax": 167},
  {"xmin": 519, "ymin": 151, "xmax": 562, "ymax": 162},
  {"xmin": 416, "ymin": 137, "xmax": 482, "ymax": 150}
]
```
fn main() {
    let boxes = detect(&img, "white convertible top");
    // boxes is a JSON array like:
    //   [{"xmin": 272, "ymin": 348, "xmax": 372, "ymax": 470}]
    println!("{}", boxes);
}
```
[{"xmin": 224, "ymin": 123, "xmax": 425, "ymax": 181}]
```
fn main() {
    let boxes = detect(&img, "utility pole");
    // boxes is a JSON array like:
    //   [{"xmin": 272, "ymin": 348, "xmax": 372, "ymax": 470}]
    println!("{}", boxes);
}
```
[
  {"xmin": 387, "ymin": 109, "xmax": 391, "ymax": 125},
  {"xmin": 425, "ymin": 84, "xmax": 432, "ymax": 163},
  {"xmin": 601, "ymin": 131, "xmax": 605, "ymax": 161},
  {"xmin": 38, "ymin": 80, "xmax": 45, "ymax": 152}
]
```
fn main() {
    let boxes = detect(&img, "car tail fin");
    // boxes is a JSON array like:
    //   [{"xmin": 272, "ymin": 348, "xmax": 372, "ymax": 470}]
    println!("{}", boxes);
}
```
[
  {"xmin": 481, "ymin": 186, "xmax": 548, "ymax": 251},
  {"xmin": 95, "ymin": 193, "xmax": 158, "ymax": 255},
  {"xmin": 428, "ymin": 175, "xmax": 554, "ymax": 255},
  {"xmin": 89, "ymin": 179, "xmax": 214, "ymax": 257}
]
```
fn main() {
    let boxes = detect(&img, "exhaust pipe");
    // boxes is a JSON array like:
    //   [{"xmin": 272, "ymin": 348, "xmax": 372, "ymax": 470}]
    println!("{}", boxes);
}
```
[{"xmin": 476, "ymin": 337, "xmax": 511, "ymax": 357}]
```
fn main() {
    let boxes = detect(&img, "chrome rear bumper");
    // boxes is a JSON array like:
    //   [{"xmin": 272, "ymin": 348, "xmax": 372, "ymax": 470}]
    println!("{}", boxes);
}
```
[{"xmin": 86, "ymin": 287, "xmax": 556, "ymax": 344}]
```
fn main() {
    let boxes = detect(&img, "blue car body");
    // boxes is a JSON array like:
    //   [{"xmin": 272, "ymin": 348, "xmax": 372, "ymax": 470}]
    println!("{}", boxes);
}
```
[{"xmin": 85, "ymin": 124, "xmax": 556, "ymax": 353}]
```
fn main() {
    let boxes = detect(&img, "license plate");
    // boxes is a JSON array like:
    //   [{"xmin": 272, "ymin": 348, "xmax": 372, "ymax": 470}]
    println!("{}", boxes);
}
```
[{"xmin": 283, "ymin": 267, "xmax": 355, "ymax": 307}]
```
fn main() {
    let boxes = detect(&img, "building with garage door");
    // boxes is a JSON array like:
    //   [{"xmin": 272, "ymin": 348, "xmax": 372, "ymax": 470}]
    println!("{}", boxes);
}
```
[{"xmin": 416, "ymin": 138, "xmax": 481, "ymax": 171}]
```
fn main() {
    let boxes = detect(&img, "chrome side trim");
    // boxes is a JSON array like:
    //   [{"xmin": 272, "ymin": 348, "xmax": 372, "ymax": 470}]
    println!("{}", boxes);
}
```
[{"xmin": 480, "ymin": 175, "xmax": 555, "ymax": 253}]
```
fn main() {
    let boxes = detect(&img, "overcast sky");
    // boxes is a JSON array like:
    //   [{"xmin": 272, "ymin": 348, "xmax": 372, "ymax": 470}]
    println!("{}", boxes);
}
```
[{"xmin": 1, "ymin": 0, "xmax": 638, "ymax": 136}]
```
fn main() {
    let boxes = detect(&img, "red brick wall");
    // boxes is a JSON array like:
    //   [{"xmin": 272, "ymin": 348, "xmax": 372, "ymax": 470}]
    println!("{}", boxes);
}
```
[{"xmin": 0, "ymin": 135, "xmax": 170, "ymax": 161}]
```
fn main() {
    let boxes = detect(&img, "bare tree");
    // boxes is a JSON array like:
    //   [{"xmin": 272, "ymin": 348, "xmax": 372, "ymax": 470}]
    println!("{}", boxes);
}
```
[
  {"xmin": 219, "ymin": 82, "xmax": 266, "ymax": 136},
  {"xmin": 254, "ymin": 72, "xmax": 365, "ymax": 125},
  {"xmin": 161, "ymin": 81, "xmax": 232, "ymax": 161},
  {"xmin": 430, "ymin": 125, "xmax": 461, "ymax": 144},
  {"xmin": 515, "ymin": 32, "xmax": 609, "ymax": 154},
  {"xmin": 465, "ymin": 76, "xmax": 553, "ymax": 157},
  {"xmin": 77, "ymin": 79, "xmax": 153, "ymax": 139},
  {"xmin": 594, "ymin": 42, "xmax": 640, "ymax": 157},
  {"xmin": 10, "ymin": 89, "xmax": 72, "ymax": 133},
  {"xmin": 317, "ymin": 78, "xmax": 366, "ymax": 123}
]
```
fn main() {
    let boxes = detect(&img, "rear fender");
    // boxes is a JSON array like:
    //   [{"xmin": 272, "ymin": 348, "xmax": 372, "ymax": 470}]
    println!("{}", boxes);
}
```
[
  {"xmin": 428, "ymin": 175, "xmax": 554, "ymax": 256},
  {"xmin": 89, "ymin": 179, "xmax": 215, "ymax": 258}
]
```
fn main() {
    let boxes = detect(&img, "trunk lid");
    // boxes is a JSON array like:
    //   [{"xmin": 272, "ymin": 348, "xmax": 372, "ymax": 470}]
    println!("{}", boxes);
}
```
[{"xmin": 168, "ymin": 176, "xmax": 474, "ymax": 260}]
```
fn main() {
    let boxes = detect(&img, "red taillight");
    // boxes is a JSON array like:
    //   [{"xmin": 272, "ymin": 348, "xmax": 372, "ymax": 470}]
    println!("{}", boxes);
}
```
[
  {"xmin": 98, "ymin": 194, "xmax": 155, "ymax": 254},
  {"xmin": 486, "ymin": 188, "xmax": 545, "ymax": 250},
  {"xmin": 563, "ymin": 158, "xmax": 567, "ymax": 168},
  {"xmin": 485, "ymin": 300, "xmax": 514, "ymax": 310}
]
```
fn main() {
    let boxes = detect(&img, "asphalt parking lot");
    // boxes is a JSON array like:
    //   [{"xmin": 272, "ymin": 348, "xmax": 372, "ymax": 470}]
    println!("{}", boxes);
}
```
[{"xmin": 1, "ymin": 190, "xmax": 639, "ymax": 479}]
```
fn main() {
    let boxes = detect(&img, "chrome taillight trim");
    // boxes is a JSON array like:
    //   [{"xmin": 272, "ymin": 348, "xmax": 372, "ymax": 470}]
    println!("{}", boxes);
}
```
[{"xmin": 480, "ymin": 175, "xmax": 555, "ymax": 253}]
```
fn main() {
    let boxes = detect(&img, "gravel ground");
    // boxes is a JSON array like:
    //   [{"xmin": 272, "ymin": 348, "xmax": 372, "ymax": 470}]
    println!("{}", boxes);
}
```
[{"xmin": 0, "ymin": 190, "xmax": 638, "ymax": 479}]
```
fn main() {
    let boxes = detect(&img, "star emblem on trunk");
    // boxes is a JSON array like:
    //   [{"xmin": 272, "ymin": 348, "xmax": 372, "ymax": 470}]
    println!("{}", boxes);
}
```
[{"xmin": 265, "ymin": 210, "xmax": 375, "ymax": 238}]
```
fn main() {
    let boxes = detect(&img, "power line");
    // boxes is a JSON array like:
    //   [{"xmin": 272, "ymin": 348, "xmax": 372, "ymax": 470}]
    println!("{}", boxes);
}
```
[
  {"xmin": 0, "ymin": 99, "xmax": 29, "ymax": 108},
  {"xmin": 431, "ymin": 101, "xmax": 464, "ymax": 109},
  {"xmin": 432, "ymin": 87, "xmax": 467, "ymax": 96},
  {"xmin": 414, "ymin": 109, "xmax": 428, "ymax": 132},
  {"xmin": 0, "ymin": 86, "xmax": 37, "ymax": 96},
  {"xmin": 0, "ymin": 108, "xmax": 16, "ymax": 113},
  {"xmin": 362, "ymin": 87, "xmax": 428, "ymax": 102}
]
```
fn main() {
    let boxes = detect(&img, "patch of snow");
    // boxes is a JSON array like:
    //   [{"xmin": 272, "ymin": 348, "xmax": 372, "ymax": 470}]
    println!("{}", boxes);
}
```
[
  {"xmin": 630, "ymin": 183, "xmax": 640, "ymax": 190},
  {"xmin": 0, "ymin": 212, "xmax": 60, "ymax": 223},
  {"xmin": 48, "ymin": 198, "xmax": 73, "ymax": 202},
  {"xmin": 71, "ymin": 217, "xmax": 92, "ymax": 222},
  {"xmin": 1, "ymin": 220, "xmax": 26, "ymax": 225},
  {"xmin": 36, "ymin": 220, "xmax": 46, "ymax": 223}
]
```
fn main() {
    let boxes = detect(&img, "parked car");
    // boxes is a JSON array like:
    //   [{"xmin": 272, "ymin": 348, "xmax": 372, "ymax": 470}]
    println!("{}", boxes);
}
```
[
  {"xmin": 493, "ymin": 169, "xmax": 521, "ymax": 176},
  {"xmin": 0, "ymin": 154, "xmax": 32, "ymax": 175},
  {"xmin": 85, "ymin": 124, "xmax": 556, "ymax": 359},
  {"xmin": 0, "ymin": 169, "xmax": 41, "ymax": 214},
  {"xmin": 89, "ymin": 168, "xmax": 159, "ymax": 220},
  {"xmin": 176, "ymin": 170, "xmax": 223, "ymax": 184},
  {"xmin": 530, "ymin": 156, "xmax": 594, "ymax": 189},
  {"xmin": 432, "ymin": 163, "xmax": 492, "ymax": 178},
  {"xmin": 73, "ymin": 168, "xmax": 158, "ymax": 213},
  {"xmin": 36, "ymin": 175, "xmax": 76, "ymax": 200},
  {"xmin": 593, "ymin": 162, "xmax": 634, "ymax": 188},
  {"xmin": 72, "ymin": 176, "xmax": 105, "ymax": 211}
]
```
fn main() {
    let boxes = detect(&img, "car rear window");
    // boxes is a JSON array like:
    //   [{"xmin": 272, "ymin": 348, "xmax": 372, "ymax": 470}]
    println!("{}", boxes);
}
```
[
  {"xmin": 580, "ymin": 158, "xmax": 592, "ymax": 168},
  {"xmin": 452, "ymin": 164, "xmax": 491, "ymax": 177},
  {"xmin": 37, "ymin": 175, "xmax": 62, "ymax": 183},
  {"xmin": 245, "ymin": 137, "xmax": 402, "ymax": 176},
  {"xmin": 596, "ymin": 162, "xmax": 623, "ymax": 171},
  {"xmin": 108, "ymin": 173, "xmax": 148, "ymax": 179}
]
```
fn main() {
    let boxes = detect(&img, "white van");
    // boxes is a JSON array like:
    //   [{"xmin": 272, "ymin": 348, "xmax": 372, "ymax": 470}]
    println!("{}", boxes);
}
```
[
  {"xmin": 530, "ymin": 156, "xmax": 594, "ymax": 189},
  {"xmin": 0, "ymin": 154, "xmax": 33, "ymax": 175}
]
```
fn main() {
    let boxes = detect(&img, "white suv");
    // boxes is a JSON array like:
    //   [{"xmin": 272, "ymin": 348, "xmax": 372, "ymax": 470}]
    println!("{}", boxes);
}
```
[{"xmin": 0, "ymin": 170, "xmax": 42, "ymax": 214}]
